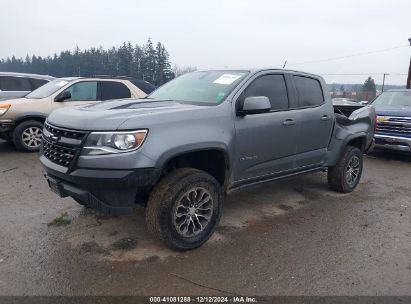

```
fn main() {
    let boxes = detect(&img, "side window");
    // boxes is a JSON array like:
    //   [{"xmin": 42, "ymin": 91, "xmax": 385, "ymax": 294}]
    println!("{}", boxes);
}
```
[
  {"xmin": 293, "ymin": 76, "xmax": 324, "ymax": 107},
  {"xmin": 101, "ymin": 81, "xmax": 131, "ymax": 100},
  {"xmin": 0, "ymin": 76, "xmax": 31, "ymax": 91},
  {"xmin": 30, "ymin": 78, "xmax": 48, "ymax": 90},
  {"xmin": 240, "ymin": 74, "xmax": 289, "ymax": 111},
  {"xmin": 63, "ymin": 81, "xmax": 98, "ymax": 101}
]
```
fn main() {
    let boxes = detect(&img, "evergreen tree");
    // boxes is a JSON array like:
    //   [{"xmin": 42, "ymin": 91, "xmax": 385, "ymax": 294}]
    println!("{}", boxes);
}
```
[
  {"xmin": 142, "ymin": 38, "xmax": 157, "ymax": 83},
  {"xmin": 155, "ymin": 42, "xmax": 173, "ymax": 85},
  {"xmin": 362, "ymin": 76, "xmax": 376, "ymax": 101}
]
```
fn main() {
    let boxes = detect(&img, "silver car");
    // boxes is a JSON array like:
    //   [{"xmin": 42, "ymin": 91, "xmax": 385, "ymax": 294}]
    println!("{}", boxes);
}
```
[{"xmin": 0, "ymin": 72, "xmax": 55, "ymax": 100}]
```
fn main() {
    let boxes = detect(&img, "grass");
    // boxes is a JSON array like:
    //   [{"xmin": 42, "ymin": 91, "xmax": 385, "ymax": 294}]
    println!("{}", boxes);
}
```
[{"xmin": 48, "ymin": 212, "xmax": 71, "ymax": 227}]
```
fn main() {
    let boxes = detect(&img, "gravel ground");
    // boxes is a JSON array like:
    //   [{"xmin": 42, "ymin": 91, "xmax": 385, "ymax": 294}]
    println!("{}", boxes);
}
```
[{"xmin": 0, "ymin": 140, "xmax": 410, "ymax": 296}]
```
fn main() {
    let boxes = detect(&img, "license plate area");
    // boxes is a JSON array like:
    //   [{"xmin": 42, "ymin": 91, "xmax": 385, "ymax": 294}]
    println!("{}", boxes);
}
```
[{"xmin": 47, "ymin": 176, "xmax": 67, "ymax": 197}]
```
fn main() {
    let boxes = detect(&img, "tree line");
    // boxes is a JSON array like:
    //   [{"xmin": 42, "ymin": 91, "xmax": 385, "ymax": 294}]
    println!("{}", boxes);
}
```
[
  {"xmin": 0, "ymin": 39, "xmax": 174, "ymax": 86},
  {"xmin": 330, "ymin": 76, "xmax": 381, "ymax": 101}
]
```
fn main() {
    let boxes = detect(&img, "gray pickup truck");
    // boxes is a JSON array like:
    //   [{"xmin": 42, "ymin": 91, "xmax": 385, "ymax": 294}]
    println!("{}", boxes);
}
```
[{"xmin": 40, "ymin": 69, "xmax": 375, "ymax": 250}]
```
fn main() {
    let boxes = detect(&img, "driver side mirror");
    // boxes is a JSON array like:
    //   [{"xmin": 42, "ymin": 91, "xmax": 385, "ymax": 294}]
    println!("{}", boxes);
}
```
[
  {"xmin": 54, "ymin": 91, "xmax": 71, "ymax": 102},
  {"xmin": 237, "ymin": 96, "xmax": 271, "ymax": 116}
]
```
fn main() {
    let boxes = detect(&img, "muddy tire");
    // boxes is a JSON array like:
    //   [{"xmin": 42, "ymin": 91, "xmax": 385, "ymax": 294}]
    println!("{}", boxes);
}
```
[
  {"xmin": 328, "ymin": 146, "xmax": 363, "ymax": 193},
  {"xmin": 12, "ymin": 120, "xmax": 43, "ymax": 152},
  {"xmin": 146, "ymin": 168, "xmax": 223, "ymax": 251}
]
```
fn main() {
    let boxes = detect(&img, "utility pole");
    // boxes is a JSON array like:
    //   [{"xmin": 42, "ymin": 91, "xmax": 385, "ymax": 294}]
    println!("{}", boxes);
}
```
[
  {"xmin": 382, "ymin": 73, "xmax": 389, "ymax": 92},
  {"xmin": 407, "ymin": 38, "xmax": 411, "ymax": 89}
]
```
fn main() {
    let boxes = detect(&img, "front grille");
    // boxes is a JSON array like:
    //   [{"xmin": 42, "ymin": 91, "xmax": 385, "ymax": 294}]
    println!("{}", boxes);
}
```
[
  {"xmin": 42, "ymin": 138, "xmax": 77, "ymax": 167},
  {"xmin": 376, "ymin": 116, "xmax": 411, "ymax": 138},
  {"xmin": 42, "ymin": 123, "xmax": 87, "ymax": 168},
  {"xmin": 44, "ymin": 123, "xmax": 86, "ymax": 140}
]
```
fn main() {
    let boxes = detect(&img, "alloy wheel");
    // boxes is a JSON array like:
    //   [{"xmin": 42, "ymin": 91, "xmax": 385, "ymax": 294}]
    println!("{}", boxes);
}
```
[
  {"xmin": 173, "ymin": 187, "xmax": 214, "ymax": 237},
  {"xmin": 345, "ymin": 155, "xmax": 360, "ymax": 186},
  {"xmin": 21, "ymin": 127, "xmax": 43, "ymax": 149}
]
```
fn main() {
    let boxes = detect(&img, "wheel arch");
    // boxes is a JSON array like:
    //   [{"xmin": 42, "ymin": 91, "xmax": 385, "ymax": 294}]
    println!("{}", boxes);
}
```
[
  {"xmin": 326, "ymin": 132, "xmax": 367, "ymax": 167},
  {"xmin": 346, "ymin": 135, "xmax": 367, "ymax": 152},
  {"xmin": 13, "ymin": 113, "xmax": 47, "ymax": 127},
  {"xmin": 159, "ymin": 146, "xmax": 230, "ymax": 190}
]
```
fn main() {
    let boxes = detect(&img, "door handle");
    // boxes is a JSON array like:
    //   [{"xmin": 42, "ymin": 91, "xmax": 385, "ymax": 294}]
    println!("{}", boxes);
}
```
[
  {"xmin": 321, "ymin": 115, "xmax": 331, "ymax": 121},
  {"xmin": 283, "ymin": 119, "xmax": 296, "ymax": 126}
]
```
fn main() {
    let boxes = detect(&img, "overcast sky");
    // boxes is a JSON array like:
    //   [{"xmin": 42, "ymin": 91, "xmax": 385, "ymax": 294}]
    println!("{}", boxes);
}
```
[{"xmin": 1, "ymin": 0, "xmax": 410, "ymax": 85}]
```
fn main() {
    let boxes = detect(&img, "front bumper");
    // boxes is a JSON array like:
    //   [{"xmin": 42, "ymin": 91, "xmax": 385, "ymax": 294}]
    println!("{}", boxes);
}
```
[
  {"xmin": 365, "ymin": 138, "xmax": 375, "ymax": 154},
  {"xmin": 40, "ymin": 155, "xmax": 161, "ymax": 215},
  {"xmin": 374, "ymin": 134, "xmax": 411, "ymax": 152},
  {"xmin": 0, "ymin": 119, "xmax": 14, "ymax": 132}
]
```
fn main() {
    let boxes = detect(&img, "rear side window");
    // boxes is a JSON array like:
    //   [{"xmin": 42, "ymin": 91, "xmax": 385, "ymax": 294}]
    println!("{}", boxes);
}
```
[
  {"xmin": 293, "ymin": 76, "xmax": 324, "ymax": 107},
  {"xmin": 30, "ymin": 78, "xmax": 48, "ymax": 90},
  {"xmin": 101, "ymin": 81, "xmax": 131, "ymax": 100},
  {"xmin": 240, "ymin": 74, "xmax": 289, "ymax": 111},
  {"xmin": 0, "ymin": 76, "xmax": 31, "ymax": 91}
]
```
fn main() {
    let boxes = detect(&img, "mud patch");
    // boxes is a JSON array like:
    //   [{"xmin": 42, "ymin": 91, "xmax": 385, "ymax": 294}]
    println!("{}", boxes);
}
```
[
  {"xmin": 145, "ymin": 255, "xmax": 160, "ymax": 262},
  {"xmin": 278, "ymin": 204, "xmax": 293, "ymax": 211},
  {"xmin": 110, "ymin": 237, "xmax": 138, "ymax": 250},
  {"xmin": 216, "ymin": 225, "xmax": 237, "ymax": 235},
  {"xmin": 80, "ymin": 241, "xmax": 107, "ymax": 255}
]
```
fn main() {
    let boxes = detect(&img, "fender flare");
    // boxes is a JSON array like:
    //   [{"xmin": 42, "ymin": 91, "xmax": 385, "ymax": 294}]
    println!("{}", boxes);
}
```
[
  {"xmin": 156, "ymin": 142, "xmax": 230, "ymax": 169},
  {"xmin": 327, "ymin": 132, "xmax": 367, "ymax": 166}
]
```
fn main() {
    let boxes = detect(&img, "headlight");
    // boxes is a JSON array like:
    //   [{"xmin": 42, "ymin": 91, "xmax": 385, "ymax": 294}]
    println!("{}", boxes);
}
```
[
  {"xmin": 82, "ymin": 130, "xmax": 148, "ymax": 155},
  {"xmin": 0, "ymin": 104, "xmax": 11, "ymax": 116}
]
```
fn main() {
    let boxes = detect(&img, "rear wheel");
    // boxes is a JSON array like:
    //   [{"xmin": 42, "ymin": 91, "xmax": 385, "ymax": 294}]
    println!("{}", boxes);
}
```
[
  {"xmin": 13, "ymin": 120, "xmax": 43, "ymax": 152},
  {"xmin": 146, "ymin": 168, "xmax": 223, "ymax": 251},
  {"xmin": 328, "ymin": 146, "xmax": 363, "ymax": 193}
]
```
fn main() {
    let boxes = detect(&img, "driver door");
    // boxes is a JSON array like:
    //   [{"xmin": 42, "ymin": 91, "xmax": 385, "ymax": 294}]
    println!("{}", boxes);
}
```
[{"xmin": 233, "ymin": 73, "xmax": 300, "ymax": 181}]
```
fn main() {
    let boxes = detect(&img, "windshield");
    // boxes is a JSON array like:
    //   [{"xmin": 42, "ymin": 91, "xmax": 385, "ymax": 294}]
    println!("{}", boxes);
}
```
[
  {"xmin": 26, "ymin": 79, "xmax": 70, "ymax": 99},
  {"xmin": 148, "ymin": 71, "xmax": 249, "ymax": 104},
  {"xmin": 372, "ymin": 91, "xmax": 411, "ymax": 107}
]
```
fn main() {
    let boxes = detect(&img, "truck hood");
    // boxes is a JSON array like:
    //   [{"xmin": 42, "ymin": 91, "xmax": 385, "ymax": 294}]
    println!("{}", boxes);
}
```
[
  {"xmin": 47, "ymin": 99, "xmax": 217, "ymax": 131},
  {"xmin": 373, "ymin": 105, "xmax": 411, "ymax": 117}
]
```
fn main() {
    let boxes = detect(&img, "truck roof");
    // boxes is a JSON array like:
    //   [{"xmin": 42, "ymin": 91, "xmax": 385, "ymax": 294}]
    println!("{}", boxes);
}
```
[{"xmin": 196, "ymin": 68, "xmax": 322, "ymax": 79}]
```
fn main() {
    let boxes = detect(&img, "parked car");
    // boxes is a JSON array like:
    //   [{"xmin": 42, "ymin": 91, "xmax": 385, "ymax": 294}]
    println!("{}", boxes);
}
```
[
  {"xmin": 40, "ymin": 69, "xmax": 375, "ymax": 250},
  {"xmin": 371, "ymin": 89, "xmax": 411, "ymax": 152},
  {"xmin": 332, "ymin": 98, "xmax": 359, "ymax": 103},
  {"xmin": 0, "ymin": 76, "xmax": 154, "ymax": 151},
  {"xmin": 0, "ymin": 72, "xmax": 55, "ymax": 100}
]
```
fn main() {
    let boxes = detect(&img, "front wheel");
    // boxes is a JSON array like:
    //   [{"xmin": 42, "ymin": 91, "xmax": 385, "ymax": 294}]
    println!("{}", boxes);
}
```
[
  {"xmin": 328, "ymin": 146, "xmax": 363, "ymax": 193},
  {"xmin": 12, "ymin": 120, "xmax": 43, "ymax": 152},
  {"xmin": 145, "ymin": 168, "xmax": 223, "ymax": 251}
]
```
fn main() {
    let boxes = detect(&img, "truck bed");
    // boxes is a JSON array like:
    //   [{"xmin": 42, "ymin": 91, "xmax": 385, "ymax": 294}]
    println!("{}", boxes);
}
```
[{"xmin": 333, "ymin": 101, "xmax": 365, "ymax": 117}]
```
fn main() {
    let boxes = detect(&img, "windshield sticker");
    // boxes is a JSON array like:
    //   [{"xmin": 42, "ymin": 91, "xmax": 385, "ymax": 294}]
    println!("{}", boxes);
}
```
[
  {"xmin": 56, "ymin": 81, "xmax": 68, "ymax": 87},
  {"xmin": 213, "ymin": 74, "xmax": 243, "ymax": 85}
]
